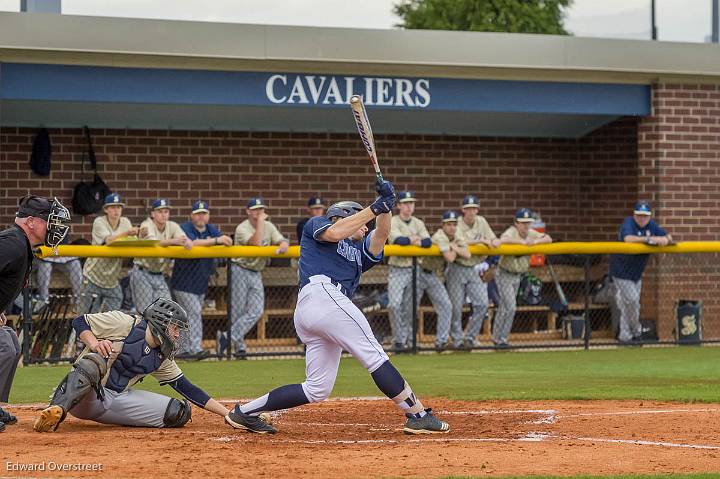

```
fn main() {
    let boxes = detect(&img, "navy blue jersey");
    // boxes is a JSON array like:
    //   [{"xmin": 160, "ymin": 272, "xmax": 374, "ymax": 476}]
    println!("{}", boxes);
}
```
[
  {"xmin": 609, "ymin": 217, "xmax": 668, "ymax": 282},
  {"xmin": 170, "ymin": 222, "xmax": 221, "ymax": 295},
  {"xmin": 298, "ymin": 216, "xmax": 383, "ymax": 298}
]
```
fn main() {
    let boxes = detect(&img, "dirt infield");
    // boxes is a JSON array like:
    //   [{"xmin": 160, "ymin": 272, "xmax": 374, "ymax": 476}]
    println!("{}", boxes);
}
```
[{"xmin": 2, "ymin": 398, "xmax": 720, "ymax": 478}]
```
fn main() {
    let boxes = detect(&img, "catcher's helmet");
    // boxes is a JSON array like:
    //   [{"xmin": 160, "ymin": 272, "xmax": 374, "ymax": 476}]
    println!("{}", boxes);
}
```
[
  {"xmin": 143, "ymin": 298, "xmax": 189, "ymax": 359},
  {"xmin": 325, "ymin": 201, "xmax": 363, "ymax": 220}
]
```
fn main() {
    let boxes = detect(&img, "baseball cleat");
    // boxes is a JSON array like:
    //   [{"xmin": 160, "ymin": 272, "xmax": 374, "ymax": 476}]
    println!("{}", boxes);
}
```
[
  {"xmin": 403, "ymin": 409, "xmax": 450, "ymax": 435},
  {"xmin": 33, "ymin": 405, "xmax": 65, "ymax": 433},
  {"xmin": 225, "ymin": 409, "xmax": 277, "ymax": 434},
  {"xmin": 0, "ymin": 407, "xmax": 17, "ymax": 425},
  {"xmin": 0, "ymin": 421, "xmax": 5, "ymax": 433}
]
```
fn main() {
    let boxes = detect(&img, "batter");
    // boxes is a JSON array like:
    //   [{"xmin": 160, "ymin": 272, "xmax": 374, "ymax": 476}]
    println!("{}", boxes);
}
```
[{"xmin": 225, "ymin": 180, "xmax": 450, "ymax": 435}]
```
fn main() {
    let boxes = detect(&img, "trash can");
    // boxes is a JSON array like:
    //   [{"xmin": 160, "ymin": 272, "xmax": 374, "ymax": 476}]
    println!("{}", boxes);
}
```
[
  {"xmin": 562, "ymin": 314, "xmax": 589, "ymax": 340},
  {"xmin": 675, "ymin": 300, "xmax": 702, "ymax": 344}
]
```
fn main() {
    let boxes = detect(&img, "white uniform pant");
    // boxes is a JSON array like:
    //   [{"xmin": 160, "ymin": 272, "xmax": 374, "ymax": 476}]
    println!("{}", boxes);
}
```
[
  {"xmin": 229, "ymin": 264, "xmax": 264, "ymax": 352},
  {"xmin": 612, "ymin": 277, "xmax": 642, "ymax": 341},
  {"xmin": 35, "ymin": 259, "xmax": 83, "ymax": 311},
  {"xmin": 445, "ymin": 263, "xmax": 488, "ymax": 344},
  {"xmin": 493, "ymin": 268, "xmax": 522, "ymax": 345},
  {"xmin": 173, "ymin": 290, "xmax": 205, "ymax": 354},
  {"xmin": 70, "ymin": 387, "xmax": 173, "ymax": 428},
  {"xmin": 129, "ymin": 266, "xmax": 170, "ymax": 315},
  {"xmin": 295, "ymin": 276, "xmax": 389, "ymax": 403}
]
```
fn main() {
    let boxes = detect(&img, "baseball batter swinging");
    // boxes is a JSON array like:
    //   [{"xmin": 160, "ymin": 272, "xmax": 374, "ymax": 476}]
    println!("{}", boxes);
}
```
[
  {"xmin": 33, "ymin": 298, "xmax": 228, "ymax": 432},
  {"xmin": 225, "ymin": 180, "xmax": 449, "ymax": 435}
]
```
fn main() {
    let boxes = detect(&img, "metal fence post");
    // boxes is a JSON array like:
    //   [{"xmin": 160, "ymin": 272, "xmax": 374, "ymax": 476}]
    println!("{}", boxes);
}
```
[
  {"xmin": 226, "ymin": 261, "xmax": 232, "ymax": 360},
  {"xmin": 584, "ymin": 255, "xmax": 591, "ymax": 350},
  {"xmin": 411, "ymin": 256, "xmax": 418, "ymax": 353},
  {"xmin": 22, "ymin": 286, "xmax": 32, "ymax": 364}
]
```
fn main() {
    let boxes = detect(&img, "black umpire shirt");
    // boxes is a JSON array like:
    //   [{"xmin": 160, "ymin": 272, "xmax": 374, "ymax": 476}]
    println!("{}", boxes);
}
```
[{"xmin": 0, "ymin": 224, "xmax": 33, "ymax": 313}]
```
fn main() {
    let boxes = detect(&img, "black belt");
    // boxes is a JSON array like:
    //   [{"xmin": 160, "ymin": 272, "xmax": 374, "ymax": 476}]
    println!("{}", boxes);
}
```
[
  {"xmin": 330, "ymin": 280, "xmax": 348, "ymax": 296},
  {"xmin": 233, "ymin": 263, "xmax": 260, "ymax": 273},
  {"xmin": 137, "ymin": 266, "xmax": 163, "ymax": 276},
  {"xmin": 421, "ymin": 268, "xmax": 435, "ymax": 275},
  {"xmin": 302, "ymin": 278, "xmax": 348, "ymax": 297}
]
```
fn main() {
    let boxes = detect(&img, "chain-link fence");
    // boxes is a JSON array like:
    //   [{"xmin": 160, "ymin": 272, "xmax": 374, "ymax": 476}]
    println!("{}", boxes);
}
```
[{"xmin": 6, "ymin": 245, "xmax": 716, "ymax": 364}]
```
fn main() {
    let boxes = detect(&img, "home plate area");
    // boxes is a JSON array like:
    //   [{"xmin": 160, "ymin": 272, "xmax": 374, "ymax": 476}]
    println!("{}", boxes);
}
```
[{"xmin": 5, "ymin": 399, "xmax": 720, "ymax": 478}]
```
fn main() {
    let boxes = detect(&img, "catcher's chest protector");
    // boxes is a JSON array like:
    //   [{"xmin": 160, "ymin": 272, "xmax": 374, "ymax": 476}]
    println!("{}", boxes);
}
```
[{"xmin": 106, "ymin": 320, "xmax": 164, "ymax": 393}]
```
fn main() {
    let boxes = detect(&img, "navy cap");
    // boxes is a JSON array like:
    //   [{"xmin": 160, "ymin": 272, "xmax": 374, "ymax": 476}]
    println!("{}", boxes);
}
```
[
  {"xmin": 633, "ymin": 201, "xmax": 652, "ymax": 216},
  {"xmin": 442, "ymin": 210, "xmax": 459, "ymax": 223},
  {"xmin": 515, "ymin": 208, "xmax": 534, "ymax": 223},
  {"xmin": 247, "ymin": 197, "xmax": 267, "ymax": 210},
  {"xmin": 398, "ymin": 191, "xmax": 416, "ymax": 203},
  {"xmin": 103, "ymin": 193, "xmax": 125, "ymax": 208},
  {"xmin": 462, "ymin": 195, "xmax": 479, "ymax": 208},
  {"xmin": 192, "ymin": 200, "xmax": 210, "ymax": 214},
  {"xmin": 151, "ymin": 198, "xmax": 171, "ymax": 210},
  {"xmin": 308, "ymin": 197, "xmax": 325, "ymax": 208}
]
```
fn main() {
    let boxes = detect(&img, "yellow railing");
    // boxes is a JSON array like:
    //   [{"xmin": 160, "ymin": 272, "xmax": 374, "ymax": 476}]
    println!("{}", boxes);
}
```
[{"xmin": 36, "ymin": 241, "xmax": 720, "ymax": 259}]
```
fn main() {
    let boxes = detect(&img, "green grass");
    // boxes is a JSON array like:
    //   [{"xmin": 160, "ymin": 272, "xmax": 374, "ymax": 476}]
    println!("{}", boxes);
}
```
[{"xmin": 10, "ymin": 346, "xmax": 720, "ymax": 404}]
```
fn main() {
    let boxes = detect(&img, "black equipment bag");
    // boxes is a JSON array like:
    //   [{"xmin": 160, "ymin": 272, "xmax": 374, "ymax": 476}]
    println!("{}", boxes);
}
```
[
  {"xmin": 29, "ymin": 128, "xmax": 52, "ymax": 176},
  {"xmin": 72, "ymin": 126, "xmax": 110, "ymax": 215}
]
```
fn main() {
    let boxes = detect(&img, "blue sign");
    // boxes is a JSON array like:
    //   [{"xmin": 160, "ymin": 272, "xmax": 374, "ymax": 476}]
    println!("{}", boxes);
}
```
[{"xmin": 0, "ymin": 63, "xmax": 649, "ymax": 116}]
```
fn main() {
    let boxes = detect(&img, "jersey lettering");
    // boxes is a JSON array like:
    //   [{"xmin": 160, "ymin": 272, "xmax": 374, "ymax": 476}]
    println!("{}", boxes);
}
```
[{"xmin": 336, "ymin": 241, "xmax": 362, "ymax": 264}]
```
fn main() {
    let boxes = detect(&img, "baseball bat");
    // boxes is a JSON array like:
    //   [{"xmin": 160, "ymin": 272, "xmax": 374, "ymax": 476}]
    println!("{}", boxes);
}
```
[
  {"xmin": 546, "ymin": 260, "xmax": 568, "ymax": 309},
  {"xmin": 349, "ymin": 95, "xmax": 384, "ymax": 182}
]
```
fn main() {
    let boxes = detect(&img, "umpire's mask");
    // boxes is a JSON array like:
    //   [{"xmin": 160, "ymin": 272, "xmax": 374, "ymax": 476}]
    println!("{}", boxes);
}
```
[
  {"xmin": 143, "ymin": 298, "xmax": 190, "ymax": 360},
  {"xmin": 46, "ymin": 197, "xmax": 71, "ymax": 249}
]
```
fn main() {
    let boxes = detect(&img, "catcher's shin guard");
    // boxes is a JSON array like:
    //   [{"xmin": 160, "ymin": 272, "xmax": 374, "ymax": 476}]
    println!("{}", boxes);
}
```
[{"xmin": 34, "ymin": 353, "xmax": 107, "ymax": 432}]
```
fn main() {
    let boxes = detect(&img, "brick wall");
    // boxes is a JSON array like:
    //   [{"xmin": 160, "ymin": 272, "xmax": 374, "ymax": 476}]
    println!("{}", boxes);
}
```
[
  {"xmin": 637, "ymin": 83, "xmax": 720, "ymax": 339},
  {"xmin": 638, "ymin": 83, "xmax": 720, "ymax": 239},
  {"xmin": 0, "ymin": 119, "xmax": 638, "ymax": 243}
]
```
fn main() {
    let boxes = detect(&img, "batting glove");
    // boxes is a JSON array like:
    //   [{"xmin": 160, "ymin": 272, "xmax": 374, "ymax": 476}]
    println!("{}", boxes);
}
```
[
  {"xmin": 370, "ymin": 195, "xmax": 395, "ymax": 215},
  {"xmin": 375, "ymin": 179, "xmax": 395, "ymax": 197}
]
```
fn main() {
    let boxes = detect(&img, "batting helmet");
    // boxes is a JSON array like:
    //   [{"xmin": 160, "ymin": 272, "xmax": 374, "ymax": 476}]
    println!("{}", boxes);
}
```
[
  {"xmin": 143, "ymin": 298, "xmax": 189, "ymax": 360},
  {"xmin": 325, "ymin": 201, "xmax": 363, "ymax": 220}
]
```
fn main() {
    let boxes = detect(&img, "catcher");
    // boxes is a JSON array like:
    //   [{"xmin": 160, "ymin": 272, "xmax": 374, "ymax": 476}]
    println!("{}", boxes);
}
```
[{"xmin": 34, "ymin": 298, "xmax": 229, "ymax": 432}]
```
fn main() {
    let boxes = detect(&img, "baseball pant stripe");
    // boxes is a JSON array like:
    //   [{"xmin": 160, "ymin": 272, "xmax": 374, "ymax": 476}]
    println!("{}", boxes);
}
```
[{"xmin": 319, "ymin": 283, "xmax": 386, "ymax": 361}]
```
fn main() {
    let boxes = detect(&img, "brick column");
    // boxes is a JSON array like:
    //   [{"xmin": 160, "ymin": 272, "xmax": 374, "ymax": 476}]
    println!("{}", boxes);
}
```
[{"xmin": 638, "ymin": 83, "xmax": 720, "ymax": 339}]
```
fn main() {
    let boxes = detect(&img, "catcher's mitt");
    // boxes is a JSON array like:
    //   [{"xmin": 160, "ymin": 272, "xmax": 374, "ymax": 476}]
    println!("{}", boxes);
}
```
[{"xmin": 481, "ymin": 265, "xmax": 497, "ymax": 284}]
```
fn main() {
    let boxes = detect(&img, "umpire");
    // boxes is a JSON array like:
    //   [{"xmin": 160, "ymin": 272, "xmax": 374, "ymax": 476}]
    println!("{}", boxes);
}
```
[{"xmin": 0, "ymin": 195, "xmax": 71, "ymax": 432}]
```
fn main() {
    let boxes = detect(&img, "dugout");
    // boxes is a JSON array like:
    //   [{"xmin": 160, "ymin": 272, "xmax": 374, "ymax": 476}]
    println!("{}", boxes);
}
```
[{"xmin": 1, "ymin": 12, "xmax": 720, "ymax": 340}]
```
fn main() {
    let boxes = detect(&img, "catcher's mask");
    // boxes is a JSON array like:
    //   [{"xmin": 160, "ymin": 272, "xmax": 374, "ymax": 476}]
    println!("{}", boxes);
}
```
[
  {"xmin": 17, "ymin": 195, "xmax": 71, "ymax": 250},
  {"xmin": 143, "ymin": 298, "xmax": 189, "ymax": 359}
]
